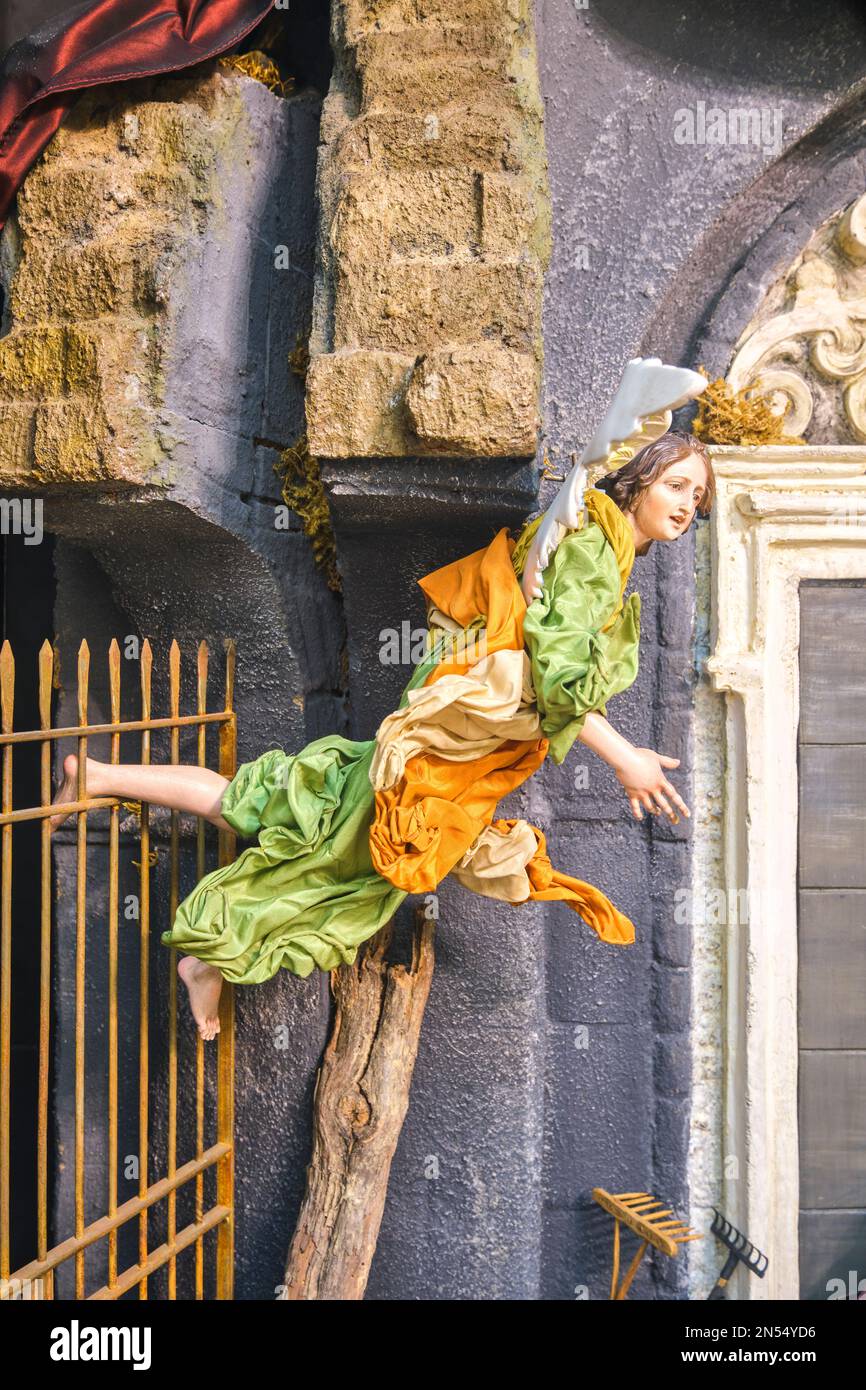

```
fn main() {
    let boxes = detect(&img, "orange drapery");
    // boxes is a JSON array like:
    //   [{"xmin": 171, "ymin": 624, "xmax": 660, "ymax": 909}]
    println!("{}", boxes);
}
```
[{"xmin": 368, "ymin": 526, "xmax": 635, "ymax": 945}]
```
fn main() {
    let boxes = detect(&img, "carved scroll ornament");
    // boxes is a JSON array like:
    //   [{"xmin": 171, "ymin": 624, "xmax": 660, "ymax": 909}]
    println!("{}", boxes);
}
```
[{"xmin": 728, "ymin": 192, "xmax": 866, "ymax": 443}]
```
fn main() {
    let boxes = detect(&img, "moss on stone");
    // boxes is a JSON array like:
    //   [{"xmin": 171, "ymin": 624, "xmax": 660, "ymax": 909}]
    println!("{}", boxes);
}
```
[
  {"xmin": 692, "ymin": 369, "xmax": 806, "ymax": 446},
  {"xmin": 275, "ymin": 435, "xmax": 341, "ymax": 593}
]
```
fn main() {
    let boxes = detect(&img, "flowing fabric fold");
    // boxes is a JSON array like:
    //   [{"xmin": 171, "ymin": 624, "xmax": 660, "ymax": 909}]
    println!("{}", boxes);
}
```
[
  {"xmin": 520, "ymin": 493, "xmax": 641, "ymax": 764},
  {"xmin": 511, "ymin": 486, "xmax": 635, "ymax": 619},
  {"xmin": 161, "ymin": 737, "xmax": 406, "ymax": 982},
  {"xmin": 451, "ymin": 816, "xmax": 635, "ymax": 945},
  {"xmin": 416, "ymin": 527, "xmax": 527, "ymax": 674},
  {"xmin": 369, "ymin": 736, "xmax": 549, "ymax": 895},
  {"xmin": 0, "ymin": 0, "xmax": 275, "ymax": 229},
  {"xmin": 369, "ymin": 647, "xmax": 539, "ymax": 790},
  {"xmin": 368, "ymin": 527, "xmax": 549, "ymax": 893},
  {"xmin": 450, "ymin": 817, "xmax": 540, "ymax": 902},
  {"xmin": 166, "ymin": 514, "xmax": 638, "ymax": 983}
]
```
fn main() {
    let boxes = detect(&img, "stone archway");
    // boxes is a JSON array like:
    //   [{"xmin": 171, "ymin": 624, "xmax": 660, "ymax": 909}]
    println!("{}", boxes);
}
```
[{"xmin": 692, "ymin": 189, "xmax": 866, "ymax": 1300}]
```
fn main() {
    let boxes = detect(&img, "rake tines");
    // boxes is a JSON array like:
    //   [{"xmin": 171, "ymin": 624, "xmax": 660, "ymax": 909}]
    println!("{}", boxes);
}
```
[
  {"xmin": 708, "ymin": 1208, "xmax": 768, "ymax": 1298},
  {"xmin": 593, "ymin": 1188, "xmax": 703, "ymax": 1300}
]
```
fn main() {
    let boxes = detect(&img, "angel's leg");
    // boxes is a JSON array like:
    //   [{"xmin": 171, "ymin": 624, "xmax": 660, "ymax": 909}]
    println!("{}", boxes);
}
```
[
  {"xmin": 50, "ymin": 753, "xmax": 232, "ymax": 832},
  {"xmin": 51, "ymin": 752, "xmax": 231, "ymax": 1040},
  {"xmin": 176, "ymin": 956, "xmax": 224, "ymax": 1042}
]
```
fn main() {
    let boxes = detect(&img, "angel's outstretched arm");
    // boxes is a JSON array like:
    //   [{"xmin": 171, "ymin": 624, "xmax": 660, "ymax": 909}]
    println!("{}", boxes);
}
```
[{"xmin": 576, "ymin": 711, "xmax": 690, "ymax": 824}]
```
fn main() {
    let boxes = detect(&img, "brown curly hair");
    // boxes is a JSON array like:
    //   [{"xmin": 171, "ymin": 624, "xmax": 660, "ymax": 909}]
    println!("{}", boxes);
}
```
[{"xmin": 595, "ymin": 430, "xmax": 715, "ymax": 520}]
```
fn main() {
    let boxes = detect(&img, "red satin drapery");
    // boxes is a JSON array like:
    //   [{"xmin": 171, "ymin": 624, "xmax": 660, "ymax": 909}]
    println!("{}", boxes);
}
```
[{"xmin": 0, "ymin": 0, "xmax": 276, "ymax": 229}]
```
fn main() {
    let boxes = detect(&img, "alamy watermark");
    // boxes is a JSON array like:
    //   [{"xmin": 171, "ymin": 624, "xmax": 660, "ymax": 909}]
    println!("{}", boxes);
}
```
[
  {"xmin": 378, "ymin": 622, "xmax": 488, "ymax": 668},
  {"xmin": 0, "ymin": 497, "xmax": 43, "ymax": 546},
  {"xmin": 673, "ymin": 886, "xmax": 750, "ymax": 926},
  {"xmin": 673, "ymin": 101, "xmax": 784, "ymax": 158},
  {"xmin": 49, "ymin": 1321, "xmax": 151, "ymax": 1370}
]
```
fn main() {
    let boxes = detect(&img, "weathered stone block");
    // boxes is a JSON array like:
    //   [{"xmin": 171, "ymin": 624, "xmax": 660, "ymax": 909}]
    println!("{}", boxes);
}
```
[
  {"xmin": 9, "ymin": 238, "xmax": 164, "ymax": 325},
  {"xmin": 336, "ymin": 260, "xmax": 542, "ymax": 354},
  {"xmin": 16, "ymin": 167, "xmax": 114, "ymax": 240},
  {"xmin": 306, "ymin": 349, "xmax": 413, "ymax": 457},
  {"xmin": 0, "ymin": 68, "xmax": 300, "ymax": 489},
  {"xmin": 32, "ymin": 399, "xmax": 109, "ymax": 480},
  {"xmin": 343, "ymin": 0, "xmax": 510, "ymax": 44},
  {"xmin": 405, "ymin": 345, "xmax": 539, "ymax": 454},
  {"xmin": 0, "ymin": 326, "xmax": 68, "ymax": 398},
  {"xmin": 339, "ymin": 110, "xmax": 525, "ymax": 173},
  {"xmin": 0, "ymin": 404, "xmax": 35, "ymax": 473},
  {"xmin": 308, "ymin": 341, "xmax": 540, "ymax": 458},
  {"xmin": 359, "ymin": 56, "xmax": 521, "ymax": 117},
  {"xmin": 356, "ymin": 21, "xmax": 511, "ymax": 74},
  {"xmin": 308, "ymin": 0, "xmax": 550, "ymax": 458},
  {"xmin": 480, "ymin": 173, "xmax": 537, "ymax": 257},
  {"xmin": 333, "ymin": 171, "xmax": 480, "ymax": 259}
]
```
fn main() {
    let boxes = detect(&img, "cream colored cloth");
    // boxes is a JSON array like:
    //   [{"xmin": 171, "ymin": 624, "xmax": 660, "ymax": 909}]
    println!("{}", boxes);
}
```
[
  {"xmin": 450, "ymin": 818, "xmax": 539, "ymax": 902},
  {"xmin": 425, "ymin": 606, "xmax": 488, "ymax": 664},
  {"xmin": 369, "ymin": 647, "xmax": 540, "ymax": 791}
]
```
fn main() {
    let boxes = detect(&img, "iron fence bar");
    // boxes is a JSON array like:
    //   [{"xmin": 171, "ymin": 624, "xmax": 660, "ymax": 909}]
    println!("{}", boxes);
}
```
[
  {"xmin": 0, "ymin": 711, "xmax": 232, "ymax": 745},
  {"xmin": 167, "ymin": 641, "xmax": 180, "ymax": 1300},
  {"xmin": 216, "ymin": 639, "xmax": 237, "ymax": 1301},
  {"xmin": 89, "ymin": 1206, "xmax": 230, "ymax": 1300},
  {"xmin": 0, "ymin": 642, "xmax": 14, "ymax": 1281},
  {"xmin": 0, "ymin": 634, "xmax": 236, "ymax": 1302},
  {"xmin": 107, "ymin": 641, "xmax": 121, "ymax": 1291},
  {"xmin": 4, "ymin": 1142, "xmax": 230, "ymax": 1287},
  {"xmin": 37, "ymin": 640, "xmax": 54, "ymax": 1299},
  {"xmin": 138, "ymin": 640, "xmax": 153, "ymax": 1301},
  {"xmin": 74, "ymin": 641, "xmax": 90, "ymax": 1298},
  {"xmin": 195, "ymin": 643, "xmax": 207, "ymax": 1300},
  {"xmin": 0, "ymin": 795, "xmax": 125, "ymax": 826}
]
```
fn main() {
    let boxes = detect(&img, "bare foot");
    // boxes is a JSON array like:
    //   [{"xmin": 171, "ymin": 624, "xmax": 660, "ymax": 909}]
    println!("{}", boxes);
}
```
[
  {"xmin": 177, "ymin": 955, "xmax": 223, "ymax": 1042},
  {"xmin": 49, "ymin": 752, "xmax": 88, "ymax": 831}
]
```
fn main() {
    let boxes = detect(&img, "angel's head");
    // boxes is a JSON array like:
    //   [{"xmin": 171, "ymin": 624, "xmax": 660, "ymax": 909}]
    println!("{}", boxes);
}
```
[{"xmin": 595, "ymin": 430, "xmax": 714, "ymax": 555}]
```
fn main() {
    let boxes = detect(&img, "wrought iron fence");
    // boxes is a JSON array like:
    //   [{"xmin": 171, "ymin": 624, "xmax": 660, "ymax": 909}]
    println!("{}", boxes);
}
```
[{"xmin": 0, "ymin": 637, "xmax": 236, "ymax": 1300}]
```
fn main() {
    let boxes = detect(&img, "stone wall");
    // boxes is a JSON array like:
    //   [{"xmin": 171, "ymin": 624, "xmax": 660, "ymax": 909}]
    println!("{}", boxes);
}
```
[
  {"xmin": 306, "ymin": 0, "xmax": 551, "ymax": 458},
  {"xmin": 1, "ymin": 68, "xmax": 298, "ymax": 488}
]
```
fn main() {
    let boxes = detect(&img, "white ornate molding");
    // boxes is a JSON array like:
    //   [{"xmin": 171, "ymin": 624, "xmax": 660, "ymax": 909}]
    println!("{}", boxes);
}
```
[
  {"xmin": 728, "ymin": 193, "xmax": 866, "ymax": 443},
  {"xmin": 706, "ymin": 444, "xmax": 866, "ymax": 1300}
]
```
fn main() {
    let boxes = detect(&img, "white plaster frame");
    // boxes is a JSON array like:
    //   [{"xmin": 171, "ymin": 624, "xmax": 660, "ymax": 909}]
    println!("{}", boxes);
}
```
[{"xmin": 706, "ymin": 444, "xmax": 866, "ymax": 1300}]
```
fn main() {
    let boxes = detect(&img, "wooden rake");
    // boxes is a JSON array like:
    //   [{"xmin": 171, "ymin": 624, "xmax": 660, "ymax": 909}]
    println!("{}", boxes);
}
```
[{"xmin": 592, "ymin": 1188, "xmax": 704, "ymax": 1300}]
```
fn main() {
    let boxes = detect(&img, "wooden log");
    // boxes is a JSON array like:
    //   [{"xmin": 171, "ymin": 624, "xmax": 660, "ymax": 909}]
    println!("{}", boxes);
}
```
[{"xmin": 279, "ymin": 906, "xmax": 435, "ymax": 1299}]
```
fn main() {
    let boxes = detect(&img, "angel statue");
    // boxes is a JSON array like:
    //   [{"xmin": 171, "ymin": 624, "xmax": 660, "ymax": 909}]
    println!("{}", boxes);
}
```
[{"xmin": 50, "ymin": 358, "xmax": 712, "ymax": 1041}]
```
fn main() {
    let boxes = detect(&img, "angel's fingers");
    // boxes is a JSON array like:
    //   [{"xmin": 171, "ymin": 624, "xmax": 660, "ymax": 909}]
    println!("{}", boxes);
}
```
[
  {"xmin": 629, "ymin": 796, "xmax": 644, "ymax": 821},
  {"xmin": 663, "ymin": 781, "xmax": 691, "ymax": 818},
  {"xmin": 658, "ymin": 754, "xmax": 681, "ymax": 768},
  {"xmin": 640, "ymin": 792, "xmax": 658, "ymax": 815},
  {"xmin": 653, "ymin": 790, "xmax": 674, "ymax": 819}
]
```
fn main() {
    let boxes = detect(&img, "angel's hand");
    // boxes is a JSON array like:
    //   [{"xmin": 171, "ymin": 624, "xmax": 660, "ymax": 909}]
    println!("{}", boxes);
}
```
[{"xmin": 613, "ymin": 747, "xmax": 690, "ymax": 824}]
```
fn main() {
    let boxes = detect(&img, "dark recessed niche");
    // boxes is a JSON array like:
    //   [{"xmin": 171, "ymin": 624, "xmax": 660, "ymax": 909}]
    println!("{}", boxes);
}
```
[{"xmin": 241, "ymin": 0, "xmax": 333, "ymax": 98}]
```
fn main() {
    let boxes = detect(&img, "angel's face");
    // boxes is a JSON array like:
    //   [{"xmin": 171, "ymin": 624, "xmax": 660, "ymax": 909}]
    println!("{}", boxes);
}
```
[{"xmin": 628, "ymin": 452, "xmax": 710, "ymax": 550}]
